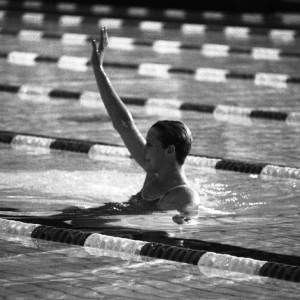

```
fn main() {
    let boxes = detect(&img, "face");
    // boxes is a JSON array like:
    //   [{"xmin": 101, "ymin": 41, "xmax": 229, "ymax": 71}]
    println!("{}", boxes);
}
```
[{"xmin": 144, "ymin": 127, "xmax": 167, "ymax": 173}]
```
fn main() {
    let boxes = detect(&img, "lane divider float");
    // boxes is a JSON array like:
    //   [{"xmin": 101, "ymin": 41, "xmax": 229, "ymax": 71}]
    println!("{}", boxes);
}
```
[
  {"xmin": 0, "ymin": 217, "xmax": 300, "ymax": 283},
  {"xmin": 0, "ymin": 9, "xmax": 299, "ymax": 42},
  {"xmin": 1, "ymin": 130, "xmax": 300, "ymax": 180},
  {"xmin": 0, "ymin": 83, "xmax": 300, "ymax": 124},
  {"xmin": 1, "ymin": 0, "xmax": 300, "ymax": 29},
  {"xmin": 1, "ymin": 51, "xmax": 300, "ymax": 87},
  {"xmin": 2, "ymin": 28, "xmax": 300, "ymax": 60}
]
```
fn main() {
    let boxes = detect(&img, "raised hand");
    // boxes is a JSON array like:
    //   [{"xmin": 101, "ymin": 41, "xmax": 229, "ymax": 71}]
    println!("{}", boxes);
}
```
[{"xmin": 91, "ymin": 27, "xmax": 108, "ymax": 68}]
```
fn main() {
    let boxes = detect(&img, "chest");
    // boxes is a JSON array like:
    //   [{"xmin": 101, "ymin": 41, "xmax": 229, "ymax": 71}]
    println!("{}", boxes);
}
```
[{"xmin": 142, "ymin": 178, "xmax": 169, "ymax": 200}]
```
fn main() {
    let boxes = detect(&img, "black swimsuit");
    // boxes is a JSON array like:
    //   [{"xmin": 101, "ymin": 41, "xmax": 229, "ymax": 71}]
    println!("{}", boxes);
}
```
[
  {"xmin": 140, "ymin": 183, "xmax": 189, "ymax": 205},
  {"xmin": 94, "ymin": 182, "xmax": 188, "ymax": 215}
]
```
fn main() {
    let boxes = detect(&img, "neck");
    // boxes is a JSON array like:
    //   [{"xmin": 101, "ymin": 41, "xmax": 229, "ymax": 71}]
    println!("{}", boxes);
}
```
[{"xmin": 156, "ymin": 163, "xmax": 187, "ymax": 186}]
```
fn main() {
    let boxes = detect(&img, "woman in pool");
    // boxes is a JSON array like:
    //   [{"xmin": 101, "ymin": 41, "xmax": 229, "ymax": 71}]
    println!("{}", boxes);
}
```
[{"xmin": 90, "ymin": 27, "xmax": 200, "ymax": 224}]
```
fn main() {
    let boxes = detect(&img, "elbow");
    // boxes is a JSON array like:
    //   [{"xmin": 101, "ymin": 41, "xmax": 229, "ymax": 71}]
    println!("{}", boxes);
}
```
[{"xmin": 112, "ymin": 118, "xmax": 134, "ymax": 133}]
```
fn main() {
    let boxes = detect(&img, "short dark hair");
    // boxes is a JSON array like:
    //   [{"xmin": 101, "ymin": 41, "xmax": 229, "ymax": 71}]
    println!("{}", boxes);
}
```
[{"xmin": 151, "ymin": 120, "xmax": 192, "ymax": 165}]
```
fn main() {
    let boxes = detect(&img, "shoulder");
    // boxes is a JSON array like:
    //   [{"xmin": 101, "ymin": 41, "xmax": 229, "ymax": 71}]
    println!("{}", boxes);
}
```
[
  {"xmin": 171, "ymin": 185, "xmax": 199, "ymax": 202},
  {"xmin": 157, "ymin": 185, "xmax": 200, "ymax": 212}
]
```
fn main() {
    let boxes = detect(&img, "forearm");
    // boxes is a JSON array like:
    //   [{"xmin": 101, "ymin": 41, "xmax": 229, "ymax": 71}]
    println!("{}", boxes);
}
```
[{"xmin": 92, "ymin": 64, "xmax": 134, "ymax": 131}]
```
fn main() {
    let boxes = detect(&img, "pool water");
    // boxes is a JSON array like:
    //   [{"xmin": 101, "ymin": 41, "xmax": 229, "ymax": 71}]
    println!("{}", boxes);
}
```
[{"xmin": 1, "ymin": 2, "xmax": 300, "ymax": 299}]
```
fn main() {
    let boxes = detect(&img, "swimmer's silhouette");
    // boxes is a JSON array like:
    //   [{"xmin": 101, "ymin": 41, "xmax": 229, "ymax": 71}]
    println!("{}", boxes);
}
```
[{"xmin": 90, "ymin": 27, "xmax": 200, "ymax": 225}]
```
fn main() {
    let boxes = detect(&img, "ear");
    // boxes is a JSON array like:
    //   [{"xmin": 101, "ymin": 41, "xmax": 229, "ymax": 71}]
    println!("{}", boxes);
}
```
[{"xmin": 166, "ymin": 145, "xmax": 176, "ymax": 157}]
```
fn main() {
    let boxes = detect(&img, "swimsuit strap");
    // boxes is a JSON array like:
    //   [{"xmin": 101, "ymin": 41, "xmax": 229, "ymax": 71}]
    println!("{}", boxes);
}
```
[
  {"xmin": 142, "ymin": 182, "xmax": 189, "ymax": 202},
  {"xmin": 163, "ymin": 184, "xmax": 189, "ymax": 196}
]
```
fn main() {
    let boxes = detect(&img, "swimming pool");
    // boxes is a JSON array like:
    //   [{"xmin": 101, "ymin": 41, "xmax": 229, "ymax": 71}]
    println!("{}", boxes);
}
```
[{"xmin": 1, "ymin": 1, "xmax": 300, "ymax": 299}]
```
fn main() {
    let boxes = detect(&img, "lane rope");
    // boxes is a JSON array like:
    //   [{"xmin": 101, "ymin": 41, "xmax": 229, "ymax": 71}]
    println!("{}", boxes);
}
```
[
  {"xmin": 1, "ymin": 217, "xmax": 300, "ymax": 283},
  {"xmin": 1, "ymin": 51, "xmax": 300, "ymax": 87},
  {"xmin": 0, "ymin": 83, "xmax": 300, "ymax": 124},
  {"xmin": 0, "ymin": 10, "xmax": 299, "ymax": 42},
  {"xmin": 2, "ymin": 28, "xmax": 300, "ymax": 61},
  {"xmin": 1, "ymin": 130, "xmax": 300, "ymax": 180},
  {"xmin": 1, "ymin": 0, "xmax": 300, "ymax": 29}
]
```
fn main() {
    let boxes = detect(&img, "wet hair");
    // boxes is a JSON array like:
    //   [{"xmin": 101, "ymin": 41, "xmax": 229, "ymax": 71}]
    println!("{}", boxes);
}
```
[{"xmin": 151, "ymin": 120, "xmax": 192, "ymax": 165}]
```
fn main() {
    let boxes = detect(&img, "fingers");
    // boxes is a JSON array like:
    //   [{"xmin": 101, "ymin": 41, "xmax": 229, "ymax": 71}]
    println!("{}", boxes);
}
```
[
  {"xmin": 91, "ymin": 27, "xmax": 108, "ymax": 53},
  {"xmin": 91, "ymin": 39, "xmax": 97, "ymax": 52},
  {"xmin": 99, "ymin": 26, "xmax": 108, "ymax": 51},
  {"xmin": 100, "ymin": 26, "xmax": 107, "ymax": 40}
]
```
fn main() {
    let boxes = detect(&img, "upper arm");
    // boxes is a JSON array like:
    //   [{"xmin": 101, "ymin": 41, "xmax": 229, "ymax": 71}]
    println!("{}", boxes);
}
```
[{"xmin": 116, "ymin": 120, "xmax": 148, "ymax": 170}]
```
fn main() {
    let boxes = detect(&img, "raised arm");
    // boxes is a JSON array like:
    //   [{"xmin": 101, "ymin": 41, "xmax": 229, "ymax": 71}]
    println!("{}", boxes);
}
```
[{"xmin": 90, "ymin": 27, "xmax": 147, "ymax": 169}]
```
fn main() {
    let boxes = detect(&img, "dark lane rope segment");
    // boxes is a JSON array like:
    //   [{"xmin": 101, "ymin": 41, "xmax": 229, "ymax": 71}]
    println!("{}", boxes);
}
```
[
  {"xmin": 180, "ymin": 103, "xmax": 215, "ymax": 113},
  {"xmin": 250, "ymin": 110, "xmax": 288, "ymax": 121},
  {"xmin": 226, "ymin": 72, "xmax": 255, "ymax": 80},
  {"xmin": 121, "ymin": 96, "xmax": 147, "ymax": 106},
  {"xmin": 139, "ymin": 242, "xmax": 206, "ymax": 264},
  {"xmin": 259, "ymin": 262, "xmax": 300, "ymax": 282},
  {"xmin": 50, "ymin": 140, "xmax": 93, "ymax": 153},
  {"xmin": 168, "ymin": 67, "xmax": 195, "ymax": 75},
  {"xmin": 34, "ymin": 55, "xmax": 60, "ymax": 63},
  {"xmin": 0, "ymin": 83, "xmax": 21, "ymax": 93},
  {"xmin": 31, "ymin": 225, "xmax": 93, "ymax": 245},
  {"xmin": 0, "ymin": 131, "xmax": 16, "ymax": 144},
  {"xmin": 48, "ymin": 89, "xmax": 82, "ymax": 99},
  {"xmin": 287, "ymin": 77, "xmax": 300, "ymax": 84},
  {"xmin": 215, "ymin": 160, "xmax": 266, "ymax": 174},
  {"xmin": 102, "ymin": 61, "xmax": 138, "ymax": 69},
  {"xmin": 0, "ymin": 51, "xmax": 8, "ymax": 59}
]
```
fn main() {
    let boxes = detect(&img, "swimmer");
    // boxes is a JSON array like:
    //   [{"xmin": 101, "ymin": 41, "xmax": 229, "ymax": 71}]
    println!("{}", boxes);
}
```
[{"xmin": 90, "ymin": 27, "xmax": 200, "ymax": 224}]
